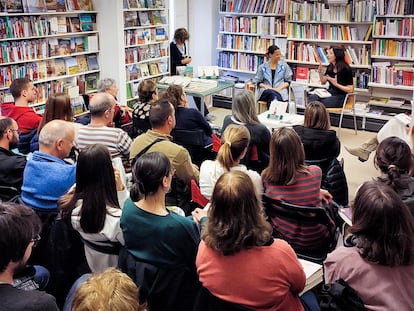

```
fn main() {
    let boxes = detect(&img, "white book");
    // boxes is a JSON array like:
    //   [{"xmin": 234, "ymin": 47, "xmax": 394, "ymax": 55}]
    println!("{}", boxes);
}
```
[
  {"xmin": 299, "ymin": 259, "xmax": 323, "ymax": 294},
  {"xmin": 309, "ymin": 88, "xmax": 332, "ymax": 98}
]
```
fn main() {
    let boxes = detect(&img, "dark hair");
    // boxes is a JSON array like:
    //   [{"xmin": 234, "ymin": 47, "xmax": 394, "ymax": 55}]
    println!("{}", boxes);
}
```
[
  {"xmin": 130, "ymin": 152, "xmax": 171, "ymax": 201},
  {"xmin": 37, "ymin": 93, "xmax": 73, "ymax": 134},
  {"xmin": 161, "ymin": 85, "xmax": 184, "ymax": 110},
  {"xmin": 173, "ymin": 28, "xmax": 190, "ymax": 42},
  {"xmin": 59, "ymin": 144, "xmax": 120, "ymax": 233},
  {"xmin": 149, "ymin": 98, "xmax": 173, "ymax": 129},
  {"xmin": 267, "ymin": 45, "xmax": 280, "ymax": 55},
  {"xmin": 138, "ymin": 79, "xmax": 157, "ymax": 103},
  {"xmin": 350, "ymin": 181, "xmax": 414, "ymax": 266},
  {"xmin": 9, "ymin": 78, "xmax": 32, "ymax": 99},
  {"xmin": 375, "ymin": 136, "xmax": 413, "ymax": 191},
  {"xmin": 330, "ymin": 46, "xmax": 349, "ymax": 73},
  {"xmin": 203, "ymin": 171, "xmax": 272, "ymax": 256},
  {"xmin": 0, "ymin": 117, "xmax": 13, "ymax": 139},
  {"xmin": 0, "ymin": 202, "xmax": 41, "ymax": 273},
  {"xmin": 304, "ymin": 101, "xmax": 331, "ymax": 130},
  {"xmin": 217, "ymin": 124, "xmax": 250, "ymax": 171},
  {"xmin": 262, "ymin": 127, "xmax": 308, "ymax": 185}
]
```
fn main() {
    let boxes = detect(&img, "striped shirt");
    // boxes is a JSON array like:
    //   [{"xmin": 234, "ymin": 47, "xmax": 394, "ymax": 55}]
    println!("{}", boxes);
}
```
[{"xmin": 77, "ymin": 125, "xmax": 132, "ymax": 166}]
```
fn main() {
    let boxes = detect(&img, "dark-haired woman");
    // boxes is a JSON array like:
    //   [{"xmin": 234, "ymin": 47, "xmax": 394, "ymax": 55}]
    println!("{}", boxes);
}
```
[
  {"xmin": 324, "ymin": 181, "xmax": 414, "ymax": 310},
  {"xmin": 196, "ymin": 170, "xmax": 319, "ymax": 311},
  {"xmin": 60, "ymin": 144, "xmax": 128, "ymax": 272},
  {"xmin": 253, "ymin": 45, "xmax": 293, "ymax": 108},
  {"xmin": 120, "ymin": 151, "xmax": 199, "ymax": 271},
  {"xmin": 374, "ymin": 136, "xmax": 414, "ymax": 215},
  {"xmin": 308, "ymin": 46, "xmax": 354, "ymax": 108}
]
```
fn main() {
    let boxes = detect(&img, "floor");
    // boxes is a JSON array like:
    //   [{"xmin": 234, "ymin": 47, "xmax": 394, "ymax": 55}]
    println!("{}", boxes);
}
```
[{"xmin": 208, "ymin": 106, "xmax": 378, "ymax": 203}]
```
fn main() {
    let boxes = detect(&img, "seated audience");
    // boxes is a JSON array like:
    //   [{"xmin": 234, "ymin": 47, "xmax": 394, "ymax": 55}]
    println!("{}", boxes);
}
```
[
  {"xmin": 77, "ymin": 92, "xmax": 132, "ymax": 172},
  {"xmin": 161, "ymin": 84, "xmax": 213, "ymax": 166},
  {"xmin": 324, "ymin": 181, "xmax": 414, "ymax": 310},
  {"xmin": 132, "ymin": 79, "xmax": 159, "ymax": 136},
  {"xmin": 195, "ymin": 171, "xmax": 318, "ymax": 311},
  {"xmin": 222, "ymin": 89, "xmax": 270, "ymax": 172},
  {"xmin": 69, "ymin": 268, "xmax": 147, "ymax": 311},
  {"xmin": 200, "ymin": 124, "xmax": 262, "ymax": 200},
  {"xmin": 130, "ymin": 98, "xmax": 199, "ymax": 214},
  {"xmin": 60, "ymin": 144, "xmax": 127, "ymax": 272},
  {"xmin": 0, "ymin": 117, "xmax": 26, "ymax": 197},
  {"xmin": 293, "ymin": 101, "xmax": 348, "ymax": 206},
  {"xmin": 0, "ymin": 202, "xmax": 59, "ymax": 311},
  {"xmin": 374, "ymin": 136, "xmax": 414, "ymax": 215},
  {"xmin": 22, "ymin": 120, "xmax": 76, "ymax": 211}
]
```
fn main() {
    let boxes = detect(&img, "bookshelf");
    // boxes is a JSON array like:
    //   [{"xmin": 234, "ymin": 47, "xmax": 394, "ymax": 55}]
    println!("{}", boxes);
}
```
[{"xmin": 0, "ymin": 4, "xmax": 100, "ymax": 112}]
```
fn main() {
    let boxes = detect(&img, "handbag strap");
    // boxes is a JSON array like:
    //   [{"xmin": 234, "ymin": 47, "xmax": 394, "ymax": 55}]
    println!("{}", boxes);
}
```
[{"xmin": 132, "ymin": 137, "xmax": 166, "ymax": 166}]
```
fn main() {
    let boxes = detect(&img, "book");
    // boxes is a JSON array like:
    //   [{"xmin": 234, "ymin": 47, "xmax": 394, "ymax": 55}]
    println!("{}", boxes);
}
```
[
  {"xmin": 58, "ymin": 38, "xmax": 71, "ymax": 55},
  {"xmin": 310, "ymin": 88, "xmax": 331, "ymax": 98},
  {"xmin": 368, "ymin": 97, "xmax": 388, "ymax": 105},
  {"xmin": 48, "ymin": 38, "xmax": 60, "ymax": 56},
  {"xmin": 149, "ymin": 10, "xmax": 162, "ymax": 24},
  {"xmin": 79, "ymin": 13, "xmax": 93, "ymax": 32},
  {"xmin": 46, "ymin": 59, "xmax": 55, "ymax": 76},
  {"xmin": 25, "ymin": 0, "xmax": 47, "ymax": 12},
  {"xmin": 85, "ymin": 72, "xmax": 98, "ymax": 91},
  {"xmin": 127, "ymin": 0, "xmax": 138, "ymax": 8},
  {"xmin": 139, "ymin": 63, "xmax": 150, "ymax": 77},
  {"xmin": 299, "ymin": 259, "xmax": 323, "ymax": 294},
  {"xmin": 138, "ymin": 11, "xmax": 150, "ymax": 26},
  {"xmin": 155, "ymin": 27, "xmax": 166, "ymax": 41},
  {"xmin": 338, "ymin": 207, "xmax": 352, "ymax": 226},
  {"xmin": 37, "ymin": 60, "xmax": 47, "ymax": 80},
  {"xmin": 65, "ymin": 56, "xmax": 79, "ymax": 75},
  {"xmin": 76, "ymin": 54, "xmax": 88, "ymax": 72},
  {"xmin": 78, "ymin": 0, "xmax": 93, "ymax": 11},
  {"xmin": 84, "ymin": 35, "xmax": 98, "ymax": 52},
  {"xmin": 0, "ymin": 0, "xmax": 24, "ymax": 12},
  {"xmin": 55, "ymin": 58, "xmax": 66, "ymax": 76},
  {"xmin": 86, "ymin": 54, "xmax": 99, "ymax": 70},
  {"xmin": 148, "ymin": 62, "xmax": 159, "ymax": 75},
  {"xmin": 295, "ymin": 66, "xmax": 309, "ymax": 83},
  {"xmin": 363, "ymin": 24, "xmax": 373, "ymax": 41},
  {"xmin": 57, "ymin": 16, "xmax": 68, "ymax": 33},
  {"xmin": 69, "ymin": 17, "xmax": 81, "ymax": 32}
]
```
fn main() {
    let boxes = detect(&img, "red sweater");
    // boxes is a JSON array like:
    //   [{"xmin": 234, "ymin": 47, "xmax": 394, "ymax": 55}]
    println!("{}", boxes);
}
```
[
  {"xmin": 7, "ymin": 106, "xmax": 42, "ymax": 134},
  {"xmin": 196, "ymin": 239, "xmax": 305, "ymax": 311}
]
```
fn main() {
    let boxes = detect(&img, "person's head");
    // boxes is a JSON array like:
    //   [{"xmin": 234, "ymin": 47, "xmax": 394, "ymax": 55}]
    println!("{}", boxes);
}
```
[
  {"xmin": 39, "ymin": 119, "xmax": 75, "ymax": 159},
  {"xmin": 0, "ymin": 202, "xmax": 41, "ymax": 275},
  {"xmin": 303, "ymin": 101, "xmax": 331, "ymax": 130},
  {"xmin": 327, "ymin": 46, "xmax": 347, "ymax": 69},
  {"xmin": 0, "ymin": 117, "xmax": 19, "ymax": 150},
  {"xmin": 71, "ymin": 268, "xmax": 147, "ymax": 311},
  {"xmin": 148, "ymin": 98, "xmax": 175, "ymax": 131},
  {"xmin": 262, "ymin": 127, "xmax": 307, "ymax": 185},
  {"xmin": 138, "ymin": 79, "xmax": 158, "ymax": 103},
  {"xmin": 173, "ymin": 28, "xmax": 190, "ymax": 44},
  {"xmin": 130, "ymin": 152, "xmax": 173, "ymax": 202},
  {"xmin": 350, "ymin": 181, "xmax": 414, "ymax": 266},
  {"xmin": 97, "ymin": 78, "xmax": 118, "ymax": 98},
  {"xmin": 203, "ymin": 171, "xmax": 272, "ymax": 256},
  {"xmin": 161, "ymin": 85, "xmax": 187, "ymax": 109},
  {"xmin": 374, "ymin": 136, "xmax": 413, "ymax": 190},
  {"xmin": 267, "ymin": 45, "xmax": 281, "ymax": 62},
  {"xmin": 232, "ymin": 89, "xmax": 259, "ymax": 125},
  {"xmin": 88, "ymin": 92, "xmax": 116, "ymax": 123},
  {"xmin": 217, "ymin": 124, "xmax": 250, "ymax": 171},
  {"xmin": 38, "ymin": 93, "xmax": 73, "ymax": 134},
  {"xmin": 9, "ymin": 78, "xmax": 36, "ymax": 103}
]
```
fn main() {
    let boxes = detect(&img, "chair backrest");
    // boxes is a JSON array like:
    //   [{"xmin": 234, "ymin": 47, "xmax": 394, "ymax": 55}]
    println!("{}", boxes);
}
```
[
  {"xmin": 192, "ymin": 286, "xmax": 254, "ymax": 311},
  {"xmin": 191, "ymin": 179, "xmax": 209, "ymax": 208},
  {"xmin": 262, "ymin": 194, "xmax": 338, "ymax": 262},
  {"xmin": 0, "ymin": 186, "xmax": 21, "ymax": 203},
  {"xmin": 172, "ymin": 128, "xmax": 205, "ymax": 147},
  {"xmin": 343, "ymin": 92, "xmax": 356, "ymax": 110}
]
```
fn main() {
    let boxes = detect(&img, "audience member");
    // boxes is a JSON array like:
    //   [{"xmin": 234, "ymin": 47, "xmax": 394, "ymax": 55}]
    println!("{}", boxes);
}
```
[
  {"xmin": 60, "ymin": 144, "xmax": 127, "ymax": 272},
  {"xmin": 374, "ymin": 137, "xmax": 414, "ymax": 215},
  {"xmin": 200, "ymin": 124, "xmax": 262, "ymax": 200},
  {"xmin": 131, "ymin": 79, "xmax": 158, "ymax": 136},
  {"xmin": 70, "ymin": 268, "xmax": 147, "ymax": 311},
  {"xmin": 22, "ymin": 120, "xmax": 76, "ymax": 211},
  {"xmin": 324, "ymin": 181, "xmax": 414, "ymax": 310},
  {"xmin": 222, "ymin": 89, "xmax": 270, "ymax": 172},
  {"xmin": 130, "ymin": 98, "xmax": 199, "ymax": 214},
  {"xmin": 77, "ymin": 92, "xmax": 132, "ymax": 171},
  {"xmin": 195, "ymin": 171, "xmax": 318, "ymax": 311},
  {"xmin": 0, "ymin": 117, "xmax": 26, "ymax": 197},
  {"xmin": 0, "ymin": 202, "xmax": 59, "ymax": 311}
]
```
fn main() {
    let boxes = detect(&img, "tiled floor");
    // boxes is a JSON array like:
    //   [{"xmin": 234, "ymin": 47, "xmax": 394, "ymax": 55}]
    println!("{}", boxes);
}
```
[{"xmin": 208, "ymin": 106, "xmax": 378, "ymax": 202}]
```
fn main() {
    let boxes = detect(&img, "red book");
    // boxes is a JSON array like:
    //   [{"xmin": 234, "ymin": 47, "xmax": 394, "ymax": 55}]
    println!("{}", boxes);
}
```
[{"xmin": 295, "ymin": 66, "xmax": 309, "ymax": 82}]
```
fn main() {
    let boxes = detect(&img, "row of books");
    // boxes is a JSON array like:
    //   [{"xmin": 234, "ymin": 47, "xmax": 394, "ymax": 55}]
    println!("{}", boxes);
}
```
[
  {"xmin": 288, "ymin": 0, "xmax": 375, "ymax": 23},
  {"xmin": 287, "ymin": 23, "xmax": 368, "ymax": 42},
  {"xmin": 0, "ymin": 0, "xmax": 93, "ymax": 13},
  {"xmin": 218, "ymin": 34, "xmax": 274, "ymax": 53},
  {"xmin": 373, "ymin": 18, "xmax": 414, "ymax": 37},
  {"xmin": 0, "ymin": 54, "xmax": 98, "ymax": 88},
  {"xmin": 123, "ymin": 0, "xmax": 165, "ymax": 10},
  {"xmin": 0, "ymin": 35, "xmax": 98, "ymax": 64},
  {"xmin": 375, "ymin": 0, "xmax": 414, "ymax": 16},
  {"xmin": 217, "ymin": 51, "xmax": 266, "ymax": 72},
  {"xmin": 125, "ymin": 60, "xmax": 167, "ymax": 81},
  {"xmin": 124, "ymin": 28, "xmax": 167, "ymax": 46},
  {"xmin": 123, "ymin": 10, "xmax": 166, "ymax": 28},
  {"xmin": 287, "ymin": 42, "xmax": 328, "ymax": 64},
  {"xmin": 371, "ymin": 62, "xmax": 414, "ymax": 86},
  {"xmin": 219, "ymin": 16, "xmax": 286, "ymax": 36},
  {"xmin": 125, "ymin": 44, "xmax": 166, "ymax": 64},
  {"xmin": 372, "ymin": 39, "xmax": 413, "ymax": 59},
  {"xmin": 0, "ymin": 14, "xmax": 95, "ymax": 39},
  {"xmin": 220, "ymin": 0, "xmax": 286, "ymax": 15}
]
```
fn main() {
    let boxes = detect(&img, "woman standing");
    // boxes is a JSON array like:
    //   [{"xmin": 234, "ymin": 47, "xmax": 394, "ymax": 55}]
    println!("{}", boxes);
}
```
[
  {"xmin": 309, "ymin": 46, "xmax": 354, "ymax": 108},
  {"xmin": 254, "ymin": 45, "xmax": 293, "ymax": 108}
]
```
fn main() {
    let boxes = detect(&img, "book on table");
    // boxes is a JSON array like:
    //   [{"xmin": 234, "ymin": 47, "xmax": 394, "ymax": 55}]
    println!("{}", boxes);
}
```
[{"xmin": 299, "ymin": 259, "xmax": 323, "ymax": 294}]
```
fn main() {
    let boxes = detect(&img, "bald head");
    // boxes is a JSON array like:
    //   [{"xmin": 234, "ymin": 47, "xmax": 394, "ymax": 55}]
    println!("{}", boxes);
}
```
[
  {"xmin": 39, "ymin": 120, "xmax": 75, "ymax": 159},
  {"xmin": 89, "ymin": 93, "xmax": 115, "ymax": 117}
]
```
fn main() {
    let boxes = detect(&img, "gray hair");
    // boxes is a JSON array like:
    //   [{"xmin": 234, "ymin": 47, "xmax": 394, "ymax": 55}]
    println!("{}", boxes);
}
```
[
  {"xmin": 39, "ymin": 120, "xmax": 73, "ymax": 147},
  {"xmin": 88, "ymin": 93, "xmax": 114, "ymax": 116},
  {"xmin": 232, "ymin": 89, "xmax": 259, "ymax": 125},
  {"xmin": 97, "ymin": 78, "xmax": 116, "ymax": 92}
]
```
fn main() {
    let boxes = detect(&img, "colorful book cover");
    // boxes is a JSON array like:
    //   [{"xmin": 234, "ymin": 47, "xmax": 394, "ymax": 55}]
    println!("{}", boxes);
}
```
[
  {"xmin": 54, "ymin": 58, "xmax": 66, "ymax": 76},
  {"xmin": 76, "ymin": 54, "xmax": 88, "ymax": 72},
  {"xmin": 26, "ymin": 0, "xmax": 47, "ymax": 13},
  {"xmin": 0, "ymin": 0, "xmax": 24, "ymax": 12},
  {"xmin": 79, "ymin": 13, "xmax": 93, "ymax": 31},
  {"xmin": 86, "ymin": 54, "xmax": 99, "ymax": 70},
  {"xmin": 65, "ymin": 56, "xmax": 79, "ymax": 75}
]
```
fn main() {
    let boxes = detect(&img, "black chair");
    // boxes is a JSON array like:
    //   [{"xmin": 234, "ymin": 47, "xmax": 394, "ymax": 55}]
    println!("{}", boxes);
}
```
[
  {"xmin": 262, "ymin": 194, "xmax": 339, "ymax": 263},
  {"xmin": 0, "ymin": 185, "xmax": 21, "ymax": 203}
]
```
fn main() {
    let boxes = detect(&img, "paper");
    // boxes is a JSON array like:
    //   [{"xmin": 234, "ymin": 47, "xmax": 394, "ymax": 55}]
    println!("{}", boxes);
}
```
[{"xmin": 299, "ymin": 259, "xmax": 323, "ymax": 294}]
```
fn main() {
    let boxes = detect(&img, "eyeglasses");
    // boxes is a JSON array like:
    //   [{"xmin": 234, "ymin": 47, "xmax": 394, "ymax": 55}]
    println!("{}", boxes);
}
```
[
  {"xmin": 8, "ymin": 128, "xmax": 20, "ymax": 135},
  {"xmin": 30, "ymin": 234, "xmax": 41, "ymax": 247}
]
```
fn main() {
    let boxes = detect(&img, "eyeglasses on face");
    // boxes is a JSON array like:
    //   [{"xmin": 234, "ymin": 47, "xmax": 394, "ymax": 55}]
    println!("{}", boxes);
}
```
[{"xmin": 30, "ymin": 234, "xmax": 41, "ymax": 247}]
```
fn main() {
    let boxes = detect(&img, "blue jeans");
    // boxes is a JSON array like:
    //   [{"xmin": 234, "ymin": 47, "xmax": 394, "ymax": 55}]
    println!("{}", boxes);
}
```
[
  {"xmin": 33, "ymin": 265, "xmax": 50, "ymax": 290},
  {"xmin": 300, "ymin": 290, "xmax": 320, "ymax": 311}
]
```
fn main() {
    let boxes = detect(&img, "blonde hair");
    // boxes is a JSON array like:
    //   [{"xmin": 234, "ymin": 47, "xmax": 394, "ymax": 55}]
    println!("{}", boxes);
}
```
[
  {"xmin": 217, "ymin": 124, "xmax": 250, "ymax": 171},
  {"xmin": 232, "ymin": 89, "xmax": 260, "ymax": 125},
  {"xmin": 71, "ymin": 268, "xmax": 147, "ymax": 311}
]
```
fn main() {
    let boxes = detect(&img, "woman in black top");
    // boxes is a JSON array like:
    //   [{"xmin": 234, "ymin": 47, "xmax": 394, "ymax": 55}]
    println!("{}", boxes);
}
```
[{"xmin": 309, "ymin": 46, "xmax": 354, "ymax": 108}]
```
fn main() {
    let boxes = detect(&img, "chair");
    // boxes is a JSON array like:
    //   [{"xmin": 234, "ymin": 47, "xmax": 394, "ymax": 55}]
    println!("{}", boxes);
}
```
[
  {"xmin": 327, "ymin": 92, "xmax": 357, "ymax": 138},
  {"xmin": 191, "ymin": 179, "xmax": 209, "ymax": 208},
  {"xmin": 0, "ymin": 185, "xmax": 21, "ymax": 203},
  {"xmin": 257, "ymin": 85, "xmax": 296, "ymax": 114},
  {"xmin": 192, "ymin": 286, "xmax": 254, "ymax": 311},
  {"xmin": 262, "ymin": 194, "xmax": 339, "ymax": 263}
]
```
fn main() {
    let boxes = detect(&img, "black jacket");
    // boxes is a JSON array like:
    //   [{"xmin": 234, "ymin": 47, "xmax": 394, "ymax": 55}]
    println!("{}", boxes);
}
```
[
  {"xmin": 170, "ymin": 41, "xmax": 186, "ymax": 76},
  {"xmin": 0, "ymin": 147, "xmax": 26, "ymax": 192}
]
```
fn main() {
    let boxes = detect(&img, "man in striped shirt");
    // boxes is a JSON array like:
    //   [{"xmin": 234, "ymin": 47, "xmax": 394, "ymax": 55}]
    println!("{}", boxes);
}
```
[{"xmin": 77, "ymin": 93, "xmax": 132, "ymax": 171}]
